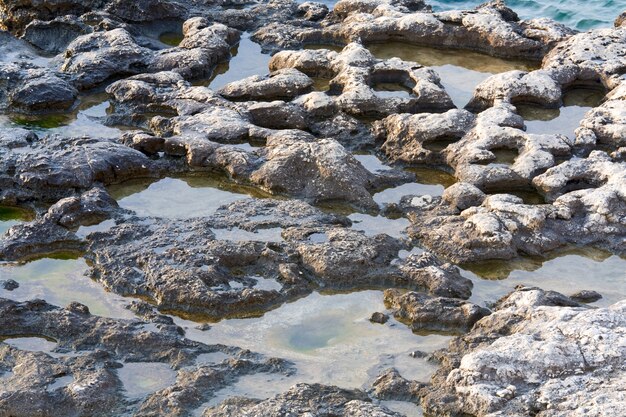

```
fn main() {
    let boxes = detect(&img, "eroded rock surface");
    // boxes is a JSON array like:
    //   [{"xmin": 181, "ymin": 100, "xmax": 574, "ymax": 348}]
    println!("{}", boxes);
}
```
[{"xmin": 422, "ymin": 286, "xmax": 625, "ymax": 417}]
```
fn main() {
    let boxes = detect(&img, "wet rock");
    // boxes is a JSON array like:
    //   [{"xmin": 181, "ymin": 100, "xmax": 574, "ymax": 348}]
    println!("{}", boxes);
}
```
[
  {"xmin": 219, "ymin": 68, "xmax": 314, "ymax": 101},
  {"xmin": 59, "ymin": 21, "xmax": 238, "ymax": 89},
  {"xmin": 421, "ymin": 286, "xmax": 625, "ymax": 417},
  {"xmin": 371, "ymin": 368, "xmax": 425, "ymax": 402},
  {"xmin": 297, "ymin": 1, "xmax": 329, "ymax": 21},
  {"xmin": 384, "ymin": 289, "xmax": 491, "ymax": 332},
  {"xmin": 250, "ymin": 132, "xmax": 383, "ymax": 209},
  {"xmin": 616, "ymin": 11, "xmax": 626, "ymax": 27},
  {"xmin": 0, "ymin": 187, "xmax": 120, "ymax": 261},
  {"xmin": 255, "ymin": 0, "xmax": 574, "ymax": 59},
  {"xmin": 576, "ymin": 81, "xmax": 626, "ymax": 152},
  {"xmin": 0, "ymin": 136, "xmax": 158, "ymax": 204},
  {"xmin": 0, "ymin": 64, "xmax": 78, "ymax": 113},
  {"xmin": 0, "ymin": 0, "xmax": 102, "ymax": 34},
  {"xmin": 569, "ymin": 290, "xmax": 603, "ymax": 304},
  {"xmin": 22, "ymin": 16, "xmax": 91, "ymax": 54},
  {"xmin": 0, "ymin": 297, "xmax": 294, "ymax": 416},
  {"xmin": 104, "ymin": 0, "xmax": 187, "ymax": 23},
  {"xmin": 441, "ymin": 182, "xmax": 486, "ymax": 211},
  {"xmin": 0, "ymin": 279, "xmax": 19, "ymax": 291},
  {"xmin": 375, "ymin": 109, "xmax": 475, "ymax": 165},
  {"xmin": 248, "ymin": 101, "xmax": 308, "ymax": 130},
  {"xmin": 83, "ymin": 199, "xmax": 344, "ymax": 319},
  {"xmin": 466, "ymin": 69, "xmax": 562, "ymax": 111},
  {"xmin": 445, "ymin": 103, "xmax": 573, "ymax": 191},
  {"xmin": 369, "ymin": 312, "xmax": 389, "ymax": 324},
  {"xmin": 0, "ymin": 128, "xmax": 38, "ymax": 149},
  {"xmin": 269, "ymin": 43, "xmax": 454, "ymax": 118},
  {"xmin": 204, "ymin": 383, "xmax": 401, "ymax": 416}
]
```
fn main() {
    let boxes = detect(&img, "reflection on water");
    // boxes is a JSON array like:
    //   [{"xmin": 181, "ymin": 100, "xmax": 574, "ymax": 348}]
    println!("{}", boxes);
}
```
[
  {"xmin": 109, "ymin": 176, "xmax": 276, "ymax": 219},
  {"xmin": 366, "ymin": 42, "xmax": 537, "ymax": 107},
  {"xmin": 1, "ymin": 336, "xmax": 58, "ymax": 353},
  {"xmin": 201, "ymin": 35, "xmax": 272, "ymax": 90},
  {"xmin": 177, "ymin": 291, "xmax": 450, "ymax": 390},
  {"xmin": 0, "ymin": 258, "xmax": 134, "ymax": 319},
  {"xmin": 0, "ymin": 206, "xmax": 33, "ymax": 236},
  {"xmin": 374, "ymin": 167, "xmax": 455, "ymax": 205},
  {"xmin": 349, "ymin": 213, "xmax": 409, "ymax": 239},
  {"xmin": 159, "ymin": 31, "xmax": 184, "ymax": 47},
  {"xmin": 517, "ymin": 87, "xmax": 605, "ymax": 139},
  {"xmin": 464, "ymin": 248, "xmax": 626, "ymax": 307},
  {"xmin": 0, "ymin": 93, "xmax": 121, "ymax": 139},
  {"xmin": 373, "ymin": 83, "xmax": 414, "ymax": 99},
  {"xmin": 118, "ymin": 362, "xmax": 177, "ymax": 398}
]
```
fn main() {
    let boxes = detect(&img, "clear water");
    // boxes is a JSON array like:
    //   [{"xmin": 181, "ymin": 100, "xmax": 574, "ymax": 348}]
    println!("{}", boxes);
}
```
[
  {"xmin": 0, "ymin": 206, "xmax": 33, "ymax": 236},
  {"xmin": 109, "ymin": 176, "xmax": 275, "ymax": 219},
  {"xmin": 0, "ymin": 258, "xmax": 134, "ymax": 319},
  {"xmin": 366, "ymin": 42, "xmax": 536, "ymax": 108},
  {"xmin": 464, "ymin": 248, "xmax": 626, "ymax": 308},
  {"xmin": 177, "ymin": 291, "xmax": 450, "ymax": 390},
  {"xmin": 428, "ymin": 0, "xmax": 625, "ymax": 30}
]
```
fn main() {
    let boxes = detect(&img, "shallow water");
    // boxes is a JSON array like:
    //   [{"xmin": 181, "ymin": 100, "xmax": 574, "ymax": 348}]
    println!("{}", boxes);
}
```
[
  {"xmin": 0, "ymin": 258, "xmax": 134, "ymax": 319},
  {"xmin": 374, "ymin": 167, "xmax": 456, "ymax": 206},
  {"xmin": 464, "ymin": 248, "xmax": 626, "ymax": 307},
  {"xmin": 517, "ymin": 87, "xmax": 606, "ymax": 139},
  {"xmin": 109, "ymin": 176, "xmax": 275, "ymax": 219},
  {"xmin": 118, "ymin": 362, "xmax": 177, "ymax": 398},
  {"xmin": 0, "ymin": 206, "xmax": 33, "ymax": 236},
  {"xmin": 366, "ymin": 42, "xmax": 537, "ymax": 107},
  {"xmin": 428, "ymin": 0, "xmax": 624, "ymax": 30},
  {"xmin": 0, "ymin": 92, "xmax": 121, "ymax": 139},
  {"xmin": 177, "ymin": 291, "xmax": 450, "ymax": 390},
  {"xmin": 201, "ymin": 35, "xmax": 272, "ymax": 90}
]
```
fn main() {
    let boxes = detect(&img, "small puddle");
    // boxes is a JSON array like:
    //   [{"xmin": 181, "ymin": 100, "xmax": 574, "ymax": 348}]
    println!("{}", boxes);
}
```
[
  {"xmin": 373, "ymin": 166, "xmax": 456, "ymax": 206},
  {"xmin": 212, "ymin": 227, "xmax": 284, "ymax": 242},
  {"xmin": 118, "ymin": 362, "xmax": 177, "ymax": 398},
  {"xmin": 373, "ymin": 83, "xmax": 413, "ymax": 99},
  {"xmin": 159, "ymin": 31, "xmax": 184, "ymax": 47},
  {"xmin": 517, "ymin": 87, "xmax": 605, "ymax": 139},
  {"xmin": 0, "ymin": 206, "xmax": 34, "ymax": 235},
  {"xmin": 109, "ymin": 176, "xmax": 275, "ymax": 219},
  {"xmin": 380, "ymin": 400, "xmax": 424, "ymax": 417},
  {"xmin": 353, "ymin": 153, "xmax": 393, "ymax": 174},
  {"xmin": 200, "ymin": 35, "xmax": 272, "ymax": 90},
  {"xmin": 366, "ymin": 42, "xmax": 537, "ymax": 107},
  {"xmin": 47, "ymin": 375, "xmax": 74, "ymax": 392},
  {"xmin": 0, "ymin": 92, "xmax": 122, "ymax": 139},
  {"xmin": 0, "ymin": 258, "xmax": 134, "ymax": 319},
  {"xmin": 177, "ymin": 291, "xmax": 450, "ymax": 390},
  {"xmin": 464, "ymin": 248, "xmax": 626, "ymax": 308},
  {"xmin": 1, "ymin": 336, "xmax": 58, "ymax": 352},
  {"xmin": 348, "ymin": 213, "xmax": 409, "ymax": 239}
]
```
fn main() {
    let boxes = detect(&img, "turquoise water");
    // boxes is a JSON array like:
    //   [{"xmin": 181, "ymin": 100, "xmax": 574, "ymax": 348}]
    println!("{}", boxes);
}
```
[{"xmin": 429, "ymin": 0, "xmax": 625, "ymax": 30}]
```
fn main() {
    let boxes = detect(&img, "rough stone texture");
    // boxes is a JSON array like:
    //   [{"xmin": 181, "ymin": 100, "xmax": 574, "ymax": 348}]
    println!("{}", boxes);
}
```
[
  {"xmin": 0, "ymin": 298, "xmax": 294, "ymax": 417},
  {"xmin": 371, "ymin": 368, "xmax": 425, "ymax": 402},
  {"xmin": 421, "ymin": 286, "xmax": 625, "ymax": 417},
  {"xmin": 203, "ymin": 383, "xmax": 401, "ymax": 416},
  {"xmin": 444, "ymin": 103, "xmax": 574, "ymax": 191},
  {"xmin": 59, "ymin": 20, "xmax": 239, "ymax": 89},
  {"xmin": 384, "ymin": 289, "xmax": 491, "ymax": 332},
  {"xmin": 253, "ymin": 0, "xmax": 574, "ymax": 59},
  {"xmin": 22, "ymin": 15, "xmax": 92, "ymax": 54},
  {"xmin": 219, "ymin": 68, "xmax": 314, "ymax": 101},
  {"xmin": 375, "ymin": 109, "xmax": 476, "ymax": 165},
  {"xmin": 0, "ymin": 187, "xmax": 119, "ymax": 261},
  {"xmin": 0, "ymin": 63, "xmax": 78, "ymax": 113},
  {"xmin": 0, "ymin": 136, "xmax": 159, "ymax": 205},
  {"xmin": 269, "ymin": 43, "xmax": 454, "ymax": 117},
  {"xmin": 79, "ymin": 198, "xmax": 471, "ymax": 319}
]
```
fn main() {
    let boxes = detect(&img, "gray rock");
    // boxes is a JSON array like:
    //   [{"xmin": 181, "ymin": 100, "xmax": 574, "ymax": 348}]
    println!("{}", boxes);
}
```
[
  {"xmin": 384, "ymin": 289, "xmax": 491, "ymax": 332},
  {"xmin": 422, "ymin": 286, "xmax": 625, "ymax": 417}
]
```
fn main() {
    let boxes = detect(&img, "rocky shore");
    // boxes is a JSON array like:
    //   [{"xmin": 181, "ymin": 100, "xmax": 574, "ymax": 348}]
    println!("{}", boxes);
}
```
[{"xmin": 0, "ymin": 0, "xmax": 624, "ymax": 416}]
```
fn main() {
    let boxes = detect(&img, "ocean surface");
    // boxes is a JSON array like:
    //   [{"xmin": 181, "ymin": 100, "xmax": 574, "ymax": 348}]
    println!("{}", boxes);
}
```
[{"xmin": 428, "ymin": 0, "xmax": 625, "ymax": 30}]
